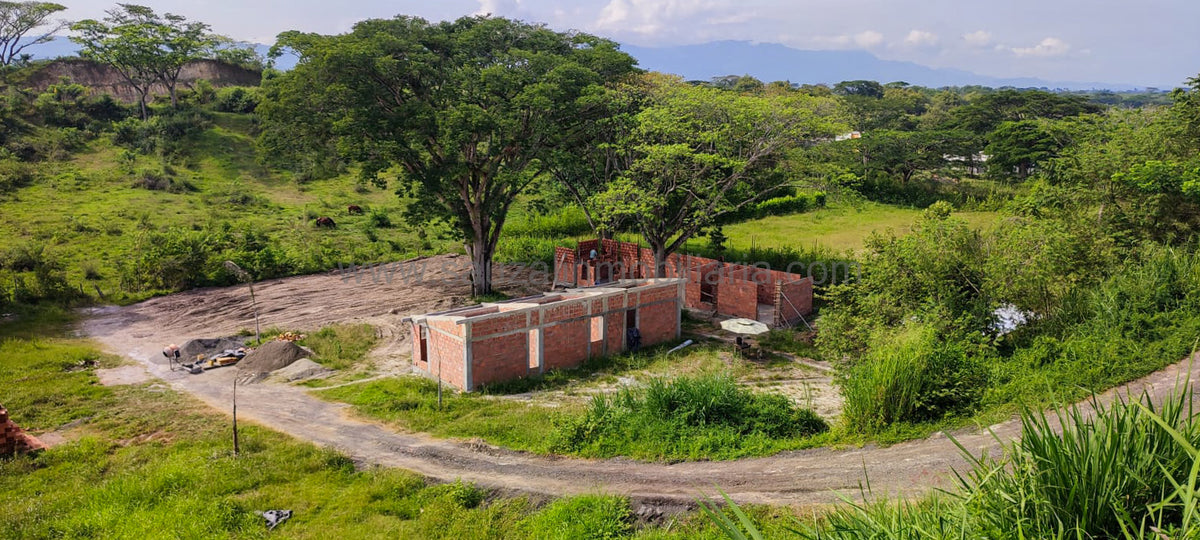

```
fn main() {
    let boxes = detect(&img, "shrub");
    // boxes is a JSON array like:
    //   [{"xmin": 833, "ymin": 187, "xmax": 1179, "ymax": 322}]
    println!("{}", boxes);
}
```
[
  {"xmin": 367, "ymin": 208, "xmax": 392, "ymax": 228},
  {"xmin": 552, "ymin": 373, "xmax": 828, "ymax": 459},
  {"xmin": 495, "ymin": 234, "xmax": 559, "ymax": 266},
  {"xmin": 521, "ymin": 495, "xmax": 633, "ymax": 540},
  {"xmin": 717, "ymin": 191, "xmax": 827, "ymax": 224},
  {"xmin": 0, "ymin": 158, "xmax": 34, "ymax": 193},
  {"xmin": 130, "ymin": 168, "xmax": 195, "ymax": 193},
  {"xmin": 714, "ymin": 385, "xmax": 1200, "ymax": 539},
  {"xmin": 505, "ymin": 205, "xmax": 592, "ymax": 237},
  {"xmin": 963, "ymin": 390, "xmax": 1200, "ymax": 538},
  {"xmin": 840, "ymin": 324, "xmax": 989, "ymax": 433},
  {"xmin": 213, "ymin": 86, "xmax": 260, "ymax": 113},
  {"xmin": 111, "ymin": 109, "xmax": 211, "ymax": 157}
]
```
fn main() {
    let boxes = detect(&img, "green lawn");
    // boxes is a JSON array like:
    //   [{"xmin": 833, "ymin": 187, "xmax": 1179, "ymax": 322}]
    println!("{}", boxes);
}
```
[
  {"xmin": 317, "ymin": 344, "xmax": 835, "ymax": 462},
  {"xmin": 687, "ymin": 201, "xmax": 1001, "ymax": 254},
  {"xmin": 1, "ymin": 307, "xmax": 786, "ymax": 539}
]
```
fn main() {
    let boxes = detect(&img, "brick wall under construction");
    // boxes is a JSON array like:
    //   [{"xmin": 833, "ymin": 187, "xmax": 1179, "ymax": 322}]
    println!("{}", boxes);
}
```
[
  {"xmin": 555, "ymin": 239, "xmax": 814, "ymax": 325},
  {"xmin": 409, "ymin": 279, "xmax": 685, "ymax": 391},
  {"xmin": 0, "ymin": 406, "xmax": 46, "ymax": 456}
]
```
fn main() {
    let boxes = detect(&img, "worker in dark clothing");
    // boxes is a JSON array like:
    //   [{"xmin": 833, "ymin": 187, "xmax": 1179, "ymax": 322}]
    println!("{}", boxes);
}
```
[{"xmin": 627, "ymin": 327, "xmax": 642, "ymax": 352}]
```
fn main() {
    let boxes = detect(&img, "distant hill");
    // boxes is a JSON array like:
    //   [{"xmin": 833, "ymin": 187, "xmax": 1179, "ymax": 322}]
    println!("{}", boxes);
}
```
[
  {"xmin": 620, "ymin": 41, "xmax": 1146, "ymax": 91},
  {"xmin": 25, "ymin": 37, "xmax": 1147, "ymax": 91}
]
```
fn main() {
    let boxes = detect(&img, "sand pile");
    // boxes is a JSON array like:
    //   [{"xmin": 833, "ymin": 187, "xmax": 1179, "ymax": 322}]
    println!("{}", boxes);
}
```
[
  {"xmin": 239, "ymin": 340, "xmax": 311, "ymax": 373},
  {"xmin": 267, "ymin": 359, "xmax": 333, "ymax": 383}
]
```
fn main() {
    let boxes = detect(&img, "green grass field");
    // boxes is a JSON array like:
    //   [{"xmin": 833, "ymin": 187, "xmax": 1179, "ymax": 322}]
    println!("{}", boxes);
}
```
[
  {"xmin": 1, "ymin": 307, "xmax": 802, "ymax": 539},
  {"xmin": 684, "ymin": 201, "xmax": 1001, "ymax": 255}
]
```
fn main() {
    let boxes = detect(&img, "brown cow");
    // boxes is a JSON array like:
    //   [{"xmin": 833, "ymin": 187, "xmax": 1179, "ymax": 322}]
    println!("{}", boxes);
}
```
[
  {"xmin": 347, "ymin": 205, "xmax": 364, "ymax": 215},
  {"xmin": 315, "ymin": 216, "xmax": 336, "ymax": 228}
]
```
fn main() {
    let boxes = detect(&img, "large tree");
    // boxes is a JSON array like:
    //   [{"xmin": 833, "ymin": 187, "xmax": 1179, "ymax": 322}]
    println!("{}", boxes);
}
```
[
  {"xmin": 260, "ymin": 16, "xmax": 637, "ymax": 295},
  {"xmin": 0, "ymin": 1, "xmax": 66, "ymax": 67},
  {"xmin": 71, "ymin": 4, "xmax": 163, "ymax": 119},
  {"xmin": 593, "ymin": 75, "xmax": 844, "ymax": 275},
  {"xmin": 72, "ymin": 4, "xmax": 220, "ymax": 116},
  {"xmin": 153, "ymin": 10, "xmax": 217, "ymax": 108}
]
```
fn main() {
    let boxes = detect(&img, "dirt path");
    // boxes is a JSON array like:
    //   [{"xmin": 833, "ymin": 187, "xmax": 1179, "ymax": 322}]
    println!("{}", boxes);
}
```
[{"xmin": 81, "ymin": 255, "xmax": 1200, "ymax": 508}]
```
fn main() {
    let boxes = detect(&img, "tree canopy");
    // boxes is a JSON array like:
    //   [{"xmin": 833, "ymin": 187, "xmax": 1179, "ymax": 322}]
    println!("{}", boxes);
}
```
[
  {"xmin": 260, "ymin": 15, "xmax": 638, "ymax": 295},
  {"xmin": 0, "ymin": 1, "xmax": 65, "ymax": 67},
  {"xmin": 592, "ymin": 74, "xmax": 845, "ymax": 273}
]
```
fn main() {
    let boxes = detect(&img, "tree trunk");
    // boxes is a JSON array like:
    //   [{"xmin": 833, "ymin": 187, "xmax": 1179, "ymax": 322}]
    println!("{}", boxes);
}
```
[
  {"xmin": 169, "ymin": 83, "xmax": 178, "ymax": 108},
  {"xmin": 652, "ymin": 242, "xmax": 668, "ymax": 278},
  {"xmin": 137, "ymin": 89, "xmax": 149, "ymax": 120},
  {"xmin": 467, "ymin": 235, "xmax": 493, "ymax": 297}
]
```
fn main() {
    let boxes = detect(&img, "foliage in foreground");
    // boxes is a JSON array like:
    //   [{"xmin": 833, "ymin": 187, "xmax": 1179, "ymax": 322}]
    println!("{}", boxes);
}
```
[
  {"xmin": 551, "ymin": 374, "xmax": 829, "ymax": 461},
  {"xmin": 705, "ymin": 382, "xmax": 1200, "ymax": 539}
]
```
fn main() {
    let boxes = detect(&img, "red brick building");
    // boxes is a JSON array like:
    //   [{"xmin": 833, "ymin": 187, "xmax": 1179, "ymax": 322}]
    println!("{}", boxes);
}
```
[
  {"xmin": 555, "ymin": 239, "xmax": 813, "ymax": 327},
  {"xmin": 406, "ymin": 278, "xmax": 685, "ymax": 391},
  {"xmin": 0, "ymin": 407, "xmax": 46, "ymax": 456}
]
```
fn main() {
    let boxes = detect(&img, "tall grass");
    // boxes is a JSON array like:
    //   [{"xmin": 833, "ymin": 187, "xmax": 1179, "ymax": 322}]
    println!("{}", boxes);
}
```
[
  {"xmin": 840, "ymin": 325, "xmax": 988, "ymax": 433},
  {"xmin": 299, "ymin": 323, "xmax": 378, "ymax": 370},
  {"xmin": 960, "ymin": 389, "xmax": 1199, "ymax": 538},
  {"xmin": 551, "ymin": 373, "xmax": 829, "ymax": 461},
  {"xmin": 708, "ymin": 381, "xmax": 1200, "ymax": 539},
  {"xmin": 495, "ymin": 205, "xmax": 594, "ymax": 265}
]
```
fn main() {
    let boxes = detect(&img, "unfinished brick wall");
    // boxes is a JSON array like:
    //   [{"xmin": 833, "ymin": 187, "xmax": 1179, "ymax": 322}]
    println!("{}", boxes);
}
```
[
  {"xmin": 718, "ymin": 279, "xmax": 759, "ymax": 320},
  {"xmin": 775, "ymin": 278, "xmax": 814, "ymax": 326},
  {"xmin": 554, "ymin": 240, "xmax": 814, "ymax": 324},
  {"xmin": 471, "ymin": 332, "xmax": 530, "ymax": 387},
  {"xmin": 0, "ymin": 407, "xmax": 46, "ymax": 456},
  {"xmin": 420, "ymin": 318, "xmax": 468, "ymax": 390},
  {"xmin": 409, "ymin": 279, "xmax": 685, "ymax": 391}
]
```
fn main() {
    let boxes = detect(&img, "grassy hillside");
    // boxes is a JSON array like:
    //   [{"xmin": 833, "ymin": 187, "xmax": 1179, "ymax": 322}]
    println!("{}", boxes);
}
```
[{"xmin": 0, "ymin": 113, "xmax": 458, "ymax": 304}]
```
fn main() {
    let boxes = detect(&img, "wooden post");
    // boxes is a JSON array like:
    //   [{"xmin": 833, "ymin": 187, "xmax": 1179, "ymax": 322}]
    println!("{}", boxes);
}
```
[{"xmin": 232, "ymin": 379, "xmax": 240, "ymax": 456}]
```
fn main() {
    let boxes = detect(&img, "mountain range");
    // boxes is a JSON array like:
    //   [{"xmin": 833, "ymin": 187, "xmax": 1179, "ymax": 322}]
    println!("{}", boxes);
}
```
[{"xmin": 27, "ymin": 37, "xmax": 1146, "ymax": 91}]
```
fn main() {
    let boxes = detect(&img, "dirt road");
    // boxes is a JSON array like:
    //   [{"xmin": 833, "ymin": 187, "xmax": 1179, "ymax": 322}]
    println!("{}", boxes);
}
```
[{"xmin": 82, "ymin": 254, "xmax": 1200, "ymax": 508}]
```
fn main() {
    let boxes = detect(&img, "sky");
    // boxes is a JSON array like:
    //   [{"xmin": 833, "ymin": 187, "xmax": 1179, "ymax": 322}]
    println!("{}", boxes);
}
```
[{"xmin": 59, "ymin": 0, "xmax": 1200, "ymax": 87}]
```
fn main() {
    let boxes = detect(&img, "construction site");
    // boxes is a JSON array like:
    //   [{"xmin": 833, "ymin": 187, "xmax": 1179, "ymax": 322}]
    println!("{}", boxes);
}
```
[
  {"xmin": 405, "ymin": 278, "xmax": 686, "ymax": 391},
  {"xmin": 554, "ymin": 239, "xmax": 814, "ymax": 327}
]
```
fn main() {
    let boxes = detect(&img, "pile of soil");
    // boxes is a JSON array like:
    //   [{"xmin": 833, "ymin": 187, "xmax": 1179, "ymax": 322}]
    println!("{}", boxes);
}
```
[
  {"xmin": 267, "ymin": 359, "xmax": 332, "ymax": 383},
  {"xmin": 238, "ymin": 340, "xmax": 311, "ymax": 373},
  {"xmin": 177, "ymin": 337, "xmax": 247, "ymax": 364}
]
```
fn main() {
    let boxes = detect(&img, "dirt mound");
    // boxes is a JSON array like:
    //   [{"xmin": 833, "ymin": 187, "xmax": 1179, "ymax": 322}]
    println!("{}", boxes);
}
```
[
  {"xmin": 239, "ymin": 341, "xmax": 311, "ymax": 373},
  {"xmin": 267, "ymin": 359, "xmax": 333, "ymax": 383},
  {"xmin": 178, "ymin": 337, "xmax": 247, "ymax": 364}
]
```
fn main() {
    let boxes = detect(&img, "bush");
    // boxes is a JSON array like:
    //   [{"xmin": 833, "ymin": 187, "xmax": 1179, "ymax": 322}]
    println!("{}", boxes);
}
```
[
  {"xmin": 0, "ymin": 243, "xmax": 80, "ymax": 305},
  {"xmin": 963, "ymin": 391, "xmax": 1200, "ymax": 538},
  {"xmin": 551, "ymin": 373, "xmax": 828, "ymax": 460},
  {"xmin": 130, "ymin": 168, "xmax": 195, "ymax": 193},
  {"xmin": 213, "ymin": 86, "xmax": 260, "ymax": 113},
  {"xmin": 717, "ymin": 191, "xmax": 827, "ymax": 224},
  {"xmin": 111, "ymin": 109, "xmax": 211, "ymax": 157},
  {"xmin": 505, "ymin": 205, "xmax": 592, "ymax": 237},
  {"xmin": 521, "ymin": 495, "xmax": 633, "ymax": 540},
  {"xmin": 0, "ymin": 158, "xmax": 34, "ymax": 193},
  {"xmin": 840, "ymin": 324, "xmax": 989, "ymax": 433},
  {"xmin": 367, "ymin": 208, "xmax": 392, "ymax": 228}
]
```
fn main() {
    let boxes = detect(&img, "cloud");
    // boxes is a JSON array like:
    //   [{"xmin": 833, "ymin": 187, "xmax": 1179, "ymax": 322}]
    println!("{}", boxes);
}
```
[
  {"xmin": 854, "ymin": 30, "xmax": 884, "ymax": 48},
  {"xmin": 475, "ymin": 0, "xmax": 522, "ymax": 16},
  {"xmin": 594, "ymin": 0, "xmax": 747, "ymax": 36},
  {"xmin": 903, "ymin": 29, "xmax": 939, "ymax": 48},
  {"xmin": 962, "ymin": 30, "xmax": 991, "ymax": 48},
  {"xmin": 801, "ymin": 30, "xmax": 883, "ymax": 50},
  {"xmin": 1011, "ymin": 37, "xmax": 1070, "ymax": 57}
]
